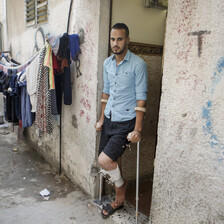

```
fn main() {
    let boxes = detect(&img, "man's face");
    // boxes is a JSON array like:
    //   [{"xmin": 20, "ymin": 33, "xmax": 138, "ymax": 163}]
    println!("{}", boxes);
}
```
[{"xmin": 110, "ymin": 28, "xmax": 129, "ymax": 55}]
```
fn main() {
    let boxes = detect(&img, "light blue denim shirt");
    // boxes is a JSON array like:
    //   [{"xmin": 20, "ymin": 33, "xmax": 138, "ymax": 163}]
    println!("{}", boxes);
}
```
[{"xmin": 103, "ymin": 50, "xmax": 148, "ymax": 122}]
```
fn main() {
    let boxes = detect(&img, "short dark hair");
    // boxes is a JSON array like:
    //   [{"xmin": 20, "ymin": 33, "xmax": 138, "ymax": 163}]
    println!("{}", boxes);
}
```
[{"xmin": 111, "ymin": 23, "xmax": 129, "ymax": 37}]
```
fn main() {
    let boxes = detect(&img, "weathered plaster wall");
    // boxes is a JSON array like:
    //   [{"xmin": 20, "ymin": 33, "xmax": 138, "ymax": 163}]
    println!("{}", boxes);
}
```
[
  {"xmin": 151, "ymin": 0, "xmax": 224, "ymax": 223},
  {"xmin": 59, "ymin": 0, "xmax": 110, "ymax": 197},
  {"xmin": 0, "ymin": 0, "xmax": 7, "ymax": 51},
  {"xmin": 6, "ymin": 0, "xmax": 110, "ymax": 197},
  {"xmin": 112, "ymin": 0, "xmax": 167, "ymax": 45},
  {"xmin": 0, "ymin": 1, "xmax": 3, "ymax": 20}
]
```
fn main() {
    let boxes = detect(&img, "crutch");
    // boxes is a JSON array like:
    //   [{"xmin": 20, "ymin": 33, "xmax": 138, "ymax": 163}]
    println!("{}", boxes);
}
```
[
  {"xmin": 136, "ymin": 141, "xmax": 140, "ymax": 224},
  {"xmin": 99, "ymin": 169, "xmax": 103, "ymax": 203},
  {"xmin": 93, "ymin": 169, "xmax": 103, "ymax": 207}
]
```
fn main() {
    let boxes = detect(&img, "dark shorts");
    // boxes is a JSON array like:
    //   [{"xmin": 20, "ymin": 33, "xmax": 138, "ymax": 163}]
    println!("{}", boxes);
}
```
[{"xmin": 98, "ymin": 116, "xmax": 135, "ymax": 161}]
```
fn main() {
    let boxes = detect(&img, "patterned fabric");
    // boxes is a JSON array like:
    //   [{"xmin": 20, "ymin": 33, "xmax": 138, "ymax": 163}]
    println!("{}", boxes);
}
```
[
  {"xmin": 36, "ymin": 46, "xmax": 53, "ymax": 136},
  {"xmin": 44, "ymin": 44, "xmax": 55, "ymax": 90}
]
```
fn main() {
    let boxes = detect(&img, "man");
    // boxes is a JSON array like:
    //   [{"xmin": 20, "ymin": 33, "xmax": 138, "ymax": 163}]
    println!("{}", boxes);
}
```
[{"xmin": 95, "ymin": 23, "xmax": 148, "ymax": 219}]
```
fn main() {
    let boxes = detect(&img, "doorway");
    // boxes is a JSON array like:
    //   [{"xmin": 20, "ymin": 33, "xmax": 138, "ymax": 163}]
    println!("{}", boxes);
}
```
[{"xmin": 110, "ymin": 0, "xmax": 167, "ymax": 216}]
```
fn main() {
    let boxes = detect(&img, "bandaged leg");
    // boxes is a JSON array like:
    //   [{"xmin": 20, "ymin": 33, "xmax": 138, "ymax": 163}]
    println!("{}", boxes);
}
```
[{"xmin": 100, "ymin": 165, "xmax": 124, "ymax": 188}]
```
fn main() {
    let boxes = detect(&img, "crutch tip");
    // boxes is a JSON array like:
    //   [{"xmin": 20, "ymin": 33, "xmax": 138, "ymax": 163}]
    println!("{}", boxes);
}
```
[{"xmin": 93, "ymin": 199, "xmax": 102, "ymax": 206}]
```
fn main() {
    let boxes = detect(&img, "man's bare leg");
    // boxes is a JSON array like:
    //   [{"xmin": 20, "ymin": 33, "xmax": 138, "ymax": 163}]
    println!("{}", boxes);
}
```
[
  {"xmin": 98, "ymin": 153, "xmax": 126, "ymax": 215},
  {"xmin": 114, "ymin": 157, "xmax": 127, "ymax": 206}
]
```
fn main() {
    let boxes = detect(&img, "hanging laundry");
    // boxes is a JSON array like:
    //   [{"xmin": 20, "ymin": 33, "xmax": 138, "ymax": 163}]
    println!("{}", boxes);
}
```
[
  {"xmin": 0, "ymin": 51, "xmax": 39, "ymax": 74},
  {"xmin": 68, "ymin": 34, "xmax": 81, "ymax": 61},
  {"xmin": 57, "ymin": 33, "xmax": 72, "ymax": 106},
  {"xmin": 44, "ymin": 44, "xmax": 55, "ymax": 90},
  {"xmin": 25, "ymin": 52, "xmax": 40, "ymax": 112},
  {"xmin": 44, "ymin": 43, "xmax": 58, "ymax": 115},
  {"xmin": 0, "ymin": 31, "xmax": 81, "ymax": 135},
  {"xmin": 47, "ymin": 34, "xmax": 61, "ymax": 56},
  {"xmin": 36, "ymin": 46, "xmax": 53, "ymax": 136},
  {"xmin": 20, "ymin": 84, "xmax": 34, "ymax": 128},
  {"xmin": 52, "ymin": 53, "xmax": 60, "ymax": 74},
  {"xmin": 0, "ymin": 70, "xmax": 11, "ymax": 91}
]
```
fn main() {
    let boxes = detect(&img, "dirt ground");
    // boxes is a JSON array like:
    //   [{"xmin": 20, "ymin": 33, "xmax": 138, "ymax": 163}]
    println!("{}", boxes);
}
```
[{"xmin": 0, "ymin": 125, "xmax": 116, "ymax": 224}]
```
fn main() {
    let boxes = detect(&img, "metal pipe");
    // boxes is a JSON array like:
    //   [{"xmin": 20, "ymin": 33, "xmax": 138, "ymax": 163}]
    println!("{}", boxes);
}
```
[
  {"xmin": 59, "ymin": 0, "xmax": 74, "ymax": 175},
  {"xmin": 67, "ymin": 0, "xmax": 73, "ymax": 34},
  {"xmin": 59, "ymin": 111, "xmax": 62, "ymax": 174}
]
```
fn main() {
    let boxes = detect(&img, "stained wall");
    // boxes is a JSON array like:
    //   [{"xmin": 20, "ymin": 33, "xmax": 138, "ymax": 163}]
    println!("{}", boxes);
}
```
[
  {"xmin": 4, "ymin": 0, "xmax": 110, "ymax": 197},
  {"xmin": 150, "ymin": 0, "xmax": 224, "ymax": 223}
]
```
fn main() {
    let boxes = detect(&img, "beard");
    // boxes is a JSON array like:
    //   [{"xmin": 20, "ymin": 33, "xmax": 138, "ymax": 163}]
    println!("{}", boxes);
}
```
[{"xmin": 112, "ymin": 45, "xmax": 127, "ymax": 55}]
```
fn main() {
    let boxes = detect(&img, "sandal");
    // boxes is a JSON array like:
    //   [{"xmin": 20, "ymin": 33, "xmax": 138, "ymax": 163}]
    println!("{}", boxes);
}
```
[{"xmin": 101, "ymin": 203, "xmax": 124, "ymax": 219}]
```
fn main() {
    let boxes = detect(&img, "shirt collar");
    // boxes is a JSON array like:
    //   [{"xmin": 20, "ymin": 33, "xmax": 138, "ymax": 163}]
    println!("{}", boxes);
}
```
[{"xmin": 112, "ymin": 49, "xmax": 131, "ymax": 62}]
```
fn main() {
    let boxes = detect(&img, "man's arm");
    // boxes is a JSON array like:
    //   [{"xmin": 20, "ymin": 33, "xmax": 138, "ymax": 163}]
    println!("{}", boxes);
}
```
[
  {"xmin": 128, "ymin": 60, "xmax": 148, "ymax": 143},
  {"xmin": 95, "ymin": 92, "xmax": 110, "ymax": 131},
  {"xmin": 127, "ymin": 100, "xmax": 146, "ymax": 143}
]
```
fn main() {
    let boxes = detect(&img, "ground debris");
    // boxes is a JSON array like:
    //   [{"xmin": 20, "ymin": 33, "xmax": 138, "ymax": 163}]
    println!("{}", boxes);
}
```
[
  {"xmin": 0, "ymin": 130, "xmax": 10, "ymax": 135},
  {"xmin": 40, "ymin": 188, "xmax": 51, "ymax": 198}
]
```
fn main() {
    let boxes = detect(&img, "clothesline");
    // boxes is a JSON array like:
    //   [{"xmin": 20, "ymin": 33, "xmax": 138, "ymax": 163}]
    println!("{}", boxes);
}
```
[
  {"xmin": 0, "ymin": 32, "xmax": 81, "ymax": 136},
  {"xmin": 0, "ymin": 50, "xmax": 40, "ymax": 73}
]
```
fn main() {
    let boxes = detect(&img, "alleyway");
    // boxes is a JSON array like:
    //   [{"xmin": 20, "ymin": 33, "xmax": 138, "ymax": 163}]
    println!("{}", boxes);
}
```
[{"xmin": 0, "ymin": 125, "xmax": 116, "ymax": 224}]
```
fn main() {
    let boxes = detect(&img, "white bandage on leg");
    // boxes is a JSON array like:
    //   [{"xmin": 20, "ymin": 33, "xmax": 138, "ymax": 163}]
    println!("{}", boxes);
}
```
[{"xmin": 100, "ymin": 165, "xmax": 124, "ymax": 188}]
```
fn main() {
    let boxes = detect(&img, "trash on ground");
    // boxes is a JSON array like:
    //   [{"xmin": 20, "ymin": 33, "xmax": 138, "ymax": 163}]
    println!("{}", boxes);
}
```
[
  {"xmin": 0, "ymin": 130, "xmax": 10, "ymax": 135},
  {"xmin": 0, "ymin": 123, "xmax": 8, "ymax": 128},
  {"xmin": 65, "ymin": 218, "xmax": 75, "ymax": 224},
  {"xmin": 12, "ymin": 148, "xmax": 18, "ymax": 152},
  {"xmin": 40, "ymin": 188, "xmax": 51, "ymax": 197}
]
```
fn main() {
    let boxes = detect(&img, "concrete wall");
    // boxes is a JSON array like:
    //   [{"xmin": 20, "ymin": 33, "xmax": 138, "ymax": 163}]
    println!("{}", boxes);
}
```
[
  {"xmin": 5, "ymin": 0, "xmax": 110, "ymax": 197},
  {"xmin": 150, "ymin": 0, "xmax": 224, "ymax": 223},
  {"xmin": 0, "ymin": 0, "xmax": 7, "ymax": 51},
  {"xmin": 112, "ymin": 0, "xmax": 167, "ymax": 45}
]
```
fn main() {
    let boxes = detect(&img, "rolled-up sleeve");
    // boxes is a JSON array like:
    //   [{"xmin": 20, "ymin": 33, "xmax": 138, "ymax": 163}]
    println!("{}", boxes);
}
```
[
  {"xmin": 135, "ymin": 61, "xmax": 148, "ymax": 100},
  {"xmin": 103, "ymin": 60, "xmax": 110, "ymax": 94}
]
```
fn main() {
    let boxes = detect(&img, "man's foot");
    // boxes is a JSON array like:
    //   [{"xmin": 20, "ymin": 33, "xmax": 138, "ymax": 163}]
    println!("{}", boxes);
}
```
[
  {"xmin": 114, "ymin": 180, "xmax": 127, "ymax": 206},
  {"xmin": 101, "ymin": 201, "xmax": 124, "ymax": 219}
]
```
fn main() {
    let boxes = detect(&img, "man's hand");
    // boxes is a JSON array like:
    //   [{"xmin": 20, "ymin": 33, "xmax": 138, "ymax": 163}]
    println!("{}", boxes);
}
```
[
  {"xmin": 94, "ymin": 120, "xmax": 104, "ymax": 131},
  {"xmin": 127, "ymin": 130, "xmax": 141, "ymax": 143}
]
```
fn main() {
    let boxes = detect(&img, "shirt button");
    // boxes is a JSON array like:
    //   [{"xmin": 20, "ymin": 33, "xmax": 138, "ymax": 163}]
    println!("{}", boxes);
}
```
[
  {"xmin": 115, "ymin": 82, "xmax": 116, "ymax": 84},
  {"xmin": 116, "ymin": 74, "xmax": 118, "ymax": 76},
  {"xmin": 114, "ymin": 89, "xmax": 116, "ymax": 92}
]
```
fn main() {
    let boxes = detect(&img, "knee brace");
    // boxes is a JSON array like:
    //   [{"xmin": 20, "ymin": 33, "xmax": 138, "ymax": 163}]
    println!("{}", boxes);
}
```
[{"xmin": 100, "ymin": 165, "xmax": 124, "ymax": 188}]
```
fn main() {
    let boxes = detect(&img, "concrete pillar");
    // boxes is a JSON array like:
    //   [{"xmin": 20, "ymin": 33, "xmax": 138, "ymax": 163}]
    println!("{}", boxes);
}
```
[{"xmin": 150, "ymin": 0, "xmax": 224, "ymax": 223}]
